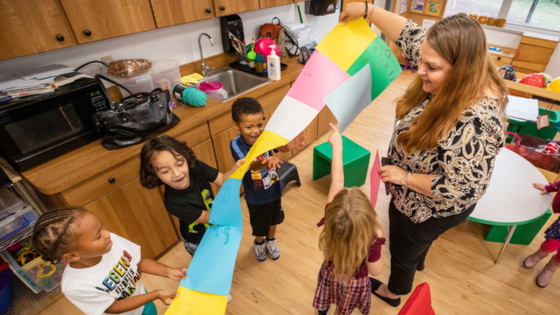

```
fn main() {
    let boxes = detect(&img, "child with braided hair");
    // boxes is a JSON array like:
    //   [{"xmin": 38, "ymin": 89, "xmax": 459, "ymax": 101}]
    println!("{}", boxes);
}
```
[{"xmin": 32, "ymin": 207, "xmax": 188, "ymax": 315}]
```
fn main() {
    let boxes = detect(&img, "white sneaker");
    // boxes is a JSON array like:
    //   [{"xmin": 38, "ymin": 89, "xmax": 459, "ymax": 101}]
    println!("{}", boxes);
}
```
[
  {"xmin": 266, "ymin": 238, "xmax": 280, "ymax": 260},
  {"xmin": 228, "ymin": 294, "xmax": 232, "ymax": 303},
  {"xmin": 254, "ymin": 239, "xmax": 267, "ymax": 261}
]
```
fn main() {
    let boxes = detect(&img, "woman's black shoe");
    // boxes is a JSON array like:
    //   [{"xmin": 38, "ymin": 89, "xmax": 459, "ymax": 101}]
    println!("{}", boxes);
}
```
[
  {"xmin": 417, "ymin": 263, "xmax": 425, "ymax": 271},
  {"xmin": 370, "ymin": 277, "xmax": 401, "ymax": 307}
]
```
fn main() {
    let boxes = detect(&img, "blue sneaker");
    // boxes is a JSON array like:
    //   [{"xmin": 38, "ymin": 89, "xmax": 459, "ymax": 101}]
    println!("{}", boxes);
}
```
[
  {"xmin": 266, "ymin": 238, "xmax": 280, "ymax": 260},
  {"xmin": 254, "ymin": 239, "xmax": 267, "ymax": 262}
]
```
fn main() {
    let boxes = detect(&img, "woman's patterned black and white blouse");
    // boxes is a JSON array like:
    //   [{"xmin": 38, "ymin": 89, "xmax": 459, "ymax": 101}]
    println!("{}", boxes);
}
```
[{"xmin": 389, "ymin": 20, "xmax": 506, "ymax": 223}]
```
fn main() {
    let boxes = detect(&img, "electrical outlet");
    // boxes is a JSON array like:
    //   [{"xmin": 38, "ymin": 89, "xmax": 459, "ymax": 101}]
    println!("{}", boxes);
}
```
[{"xmin": 100, "ymin": 55, "xmax": 113, "ymax": 64}]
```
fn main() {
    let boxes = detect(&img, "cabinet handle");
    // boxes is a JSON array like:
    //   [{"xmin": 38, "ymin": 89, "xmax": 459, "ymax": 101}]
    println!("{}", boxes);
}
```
[
  {"xmin": 220, "ymin": 6, "xmax": 225, "ymax": 11},
  {"xmin": 108, "ymin": 178, "xmax": 116, "ymax": 184},
  {"xmin": 497, "ymin": 56, "xmax": 501, "ymax": 61},
  {"xmin": 84, "ymin": 29, "xmax": 92, "ymax": 36},
  {"xmin": 206, "ymin": 8, "xmax": 211, "ymax": 13},
  {"xmin": 56, "ymin": 34, "xmax": 65, "ymax": 42}
]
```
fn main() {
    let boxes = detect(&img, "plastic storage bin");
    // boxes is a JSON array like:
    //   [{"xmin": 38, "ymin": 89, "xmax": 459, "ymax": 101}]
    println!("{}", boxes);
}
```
[
  {"xmin": 515, "ymin": 135, "xmax": 560, "ymax": 172},
  {"xmin": 112, "ymin": 71, "xmax": 154, "ymax": 96},
  {"xmin": 507, "ymin": 107, "xmax": 560, "ymax": 140},
  {"xmin": 0, "ymin": 206, "xmax": 38, "ymax": 241},
  {"xmin": 0, "ymin": 189, "xmax": 25, "ymax": 213},
  {"xmin": 21, "ymin": 257, "xmax": 66, "ymax": 292},
  {"xmin": 0, "ymin": 268, "xmax": 13, "ymax": 315},
  {"xmin": 151, "ymin": 59, "xmax": 181, "ymax": 92}
]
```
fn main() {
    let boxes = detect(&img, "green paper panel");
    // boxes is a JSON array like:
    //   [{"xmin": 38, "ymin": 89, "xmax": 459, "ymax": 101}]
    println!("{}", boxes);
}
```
[{"xmin": 347, "ymin": 36, "xmax": 402, "ymax": 100}]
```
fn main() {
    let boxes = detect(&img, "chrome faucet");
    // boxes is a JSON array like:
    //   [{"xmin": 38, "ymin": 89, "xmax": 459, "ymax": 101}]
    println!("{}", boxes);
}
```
[{"xmin": 198, "ymin": 33, "xmax": 215, "ymax": 77}]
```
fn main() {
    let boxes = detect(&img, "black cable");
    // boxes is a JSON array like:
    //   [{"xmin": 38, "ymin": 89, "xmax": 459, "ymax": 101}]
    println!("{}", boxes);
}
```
[
  {"xmin": 95, "ymin": 74, "xmax": 134, "ymax": 97},
  {"xmin": 75, "ymin": 60, "xmax": 108, "ymax": 72},
  {"xmin": 273, "ymin": 16, "xmax": 301, "ymax": 58}
]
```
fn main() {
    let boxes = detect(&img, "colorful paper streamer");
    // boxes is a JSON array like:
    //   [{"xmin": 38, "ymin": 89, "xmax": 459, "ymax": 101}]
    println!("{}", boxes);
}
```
[{"xmin": 164, "ymin": 18, "xmax": 401, "ymax": 315}]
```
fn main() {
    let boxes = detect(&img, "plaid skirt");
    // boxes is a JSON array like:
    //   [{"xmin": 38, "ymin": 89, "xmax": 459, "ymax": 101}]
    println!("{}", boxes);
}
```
[{"xmin": 312, "ymin": 262, "xmax": 371, "ymax": 315}]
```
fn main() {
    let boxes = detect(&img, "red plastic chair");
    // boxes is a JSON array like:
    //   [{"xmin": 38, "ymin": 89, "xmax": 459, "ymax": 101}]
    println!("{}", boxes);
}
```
[{"xmin": 397, "ymin": 282, "xmax": 436, "ymax": 315}]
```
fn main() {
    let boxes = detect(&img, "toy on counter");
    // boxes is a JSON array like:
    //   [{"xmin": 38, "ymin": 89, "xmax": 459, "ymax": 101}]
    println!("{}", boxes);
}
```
[
  {"xmin": 499, "ymin": 65, "xmax": 517, "ymax": 82},
  {"xmin": 549, "ymin": 77, "xmax": 560, "ymax": 93},
  {"xmin": 254, "ymin": 38, "xmax": 280, "ymax": 57},
  {"xmin": 519, "ymin": 73, "xmax": 551, "ymax": 89}
]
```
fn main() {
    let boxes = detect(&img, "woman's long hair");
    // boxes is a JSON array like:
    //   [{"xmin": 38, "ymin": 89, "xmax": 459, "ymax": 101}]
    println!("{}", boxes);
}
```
[
  {"xmin": 319, "ymin": 188, "xmax": 381, "ymax": 280},
  {"xmin": 396, "ymin": 13, "xmax": 508, "ymax": 153}
]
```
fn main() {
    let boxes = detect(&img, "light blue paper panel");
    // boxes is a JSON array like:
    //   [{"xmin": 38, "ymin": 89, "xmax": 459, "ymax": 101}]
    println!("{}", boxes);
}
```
[{"xmin": 323, "ymin": 64, "xmax": 373, "ymax": 133}]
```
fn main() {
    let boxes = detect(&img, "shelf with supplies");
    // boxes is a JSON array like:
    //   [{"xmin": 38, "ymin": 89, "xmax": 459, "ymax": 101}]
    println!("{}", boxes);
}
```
[{"xmin": 0, "ymin": 166, "xmax": 63, "ymax": 315}]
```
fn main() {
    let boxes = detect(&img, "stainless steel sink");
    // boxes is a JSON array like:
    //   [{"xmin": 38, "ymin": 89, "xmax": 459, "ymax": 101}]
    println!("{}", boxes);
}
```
[{"xmin": 200, "ymin": 68, "xmax": 270, "ymax": 102}]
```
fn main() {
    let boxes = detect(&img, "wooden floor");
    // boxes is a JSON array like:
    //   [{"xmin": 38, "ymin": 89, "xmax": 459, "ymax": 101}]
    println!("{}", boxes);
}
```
[{"xmin": 37, "ymin": 71, "xmax": 560, "ymax": 315}]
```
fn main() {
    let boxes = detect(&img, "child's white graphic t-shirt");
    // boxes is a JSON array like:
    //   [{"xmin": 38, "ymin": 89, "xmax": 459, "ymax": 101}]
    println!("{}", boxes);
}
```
[{"xmin": 61, "ymin": 233, "xmax": 145, "ymax": 315}]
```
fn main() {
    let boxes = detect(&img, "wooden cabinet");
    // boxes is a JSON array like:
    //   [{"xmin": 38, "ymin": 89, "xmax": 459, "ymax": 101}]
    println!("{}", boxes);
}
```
[
  {"xmin": 0, "ymin": 0, "xmax": 77, "ymax": 61},
  {"xmin": 85, "ymin": 178, "xmax": 178, "ymax": 259},
  {"xmin": 294, "ymin": 116, "xmax": 319, "ymax": 155},
  {"xmin": 60, "ymin": 0, "xmax": 156, "ymax": 44},
  {"xmin": 213, "ymin": 0, "xmax": 260, "ymax": 17},
  {"xmin": 512, "ymin": 36, "xmax": 558, "ymax": 75},
  {"xmin": 490, "ymin": 54, "xmax": 513, "ymax": 68},
  {"xmin": 260, "ymin": 0, "xmax": 294, "ymax": 9},
  {"xmin": 150, "ymin": 0, "xmax": 215, "ymax": 28},
  {"xmin": 191, "ymin": 139, "xmax": 220, "ymax": 195},
  {"xmin": 212, "ymin": 127, "xmax": 239, "ymax": 173},
  {"xmin": 317, "ymin": 106, "xmax": 338, "ymax": 136}
]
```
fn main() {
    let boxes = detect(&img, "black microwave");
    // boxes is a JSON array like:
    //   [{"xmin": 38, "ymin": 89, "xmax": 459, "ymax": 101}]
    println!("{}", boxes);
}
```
[{"xmin": 0, "ymin": 74, "xmax": 112, "ymax": 171}]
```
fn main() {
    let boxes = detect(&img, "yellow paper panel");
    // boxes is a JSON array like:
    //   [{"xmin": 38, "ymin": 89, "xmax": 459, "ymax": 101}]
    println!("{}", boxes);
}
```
[
  {"xmin": 164, "ymin": 287, "xmax": 228, "ymax": 315},
  {"xmin": 230, "ymin": 130, "xmax": 289, "ymax": 180},
  {"xmin": 315, "ymin": 18, "xmax": 377, "ymax": 71}
]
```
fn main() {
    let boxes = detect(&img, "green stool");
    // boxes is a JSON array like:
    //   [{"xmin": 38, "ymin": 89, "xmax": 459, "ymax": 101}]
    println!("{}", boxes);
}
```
[
  {"xmin": 484, "ymin": 209, "xmax": 552, "ymax": 245},
  {"xmin": 313, "ymin": 136, "xmax": 371, "ymax": 187}
]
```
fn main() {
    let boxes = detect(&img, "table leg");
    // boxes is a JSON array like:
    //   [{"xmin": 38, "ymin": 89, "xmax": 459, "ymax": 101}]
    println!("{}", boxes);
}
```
[{"xmin": 495, "ymin": 225, "xmax": 517, "ymax": 265}]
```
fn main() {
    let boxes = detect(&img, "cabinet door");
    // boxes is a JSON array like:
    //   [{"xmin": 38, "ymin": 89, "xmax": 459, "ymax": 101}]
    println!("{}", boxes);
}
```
[
  {"xmin": 0, "ymin": 0, "xmax": 77, "ymax": 61},
  {"xmin": 260, "ymin": 0, "xmax": 293, "ymax": 9},
  {"xmin": 212, "ymin": 127, "xmax": 239, "ymax": 173},
  {"xmin": 264, "ymin": 103, "xmax": 292, "ymax": 161},
  {"xmin": 294, "ymin": 116, "xmax": 319, "ymax": 155},
  {"xmin": 85, "ymin": 178, "xmax": 178, "ymax": 259},
  {"xmin": 191, "ymin": 139, "xmax": 220, "ymax": 195},
  {"xmin": 60, "ymin": 0, "xmax": 156, "ymax": 44},
  {"xmin": 515, "ymin": 44, "xmax": 554, "ymax": 65},
  {"xmin": 151, "ymin": 0, "xmax": 214, "ymax": 28},
  {"xmin": 213, "ymin": 0, "xmax": 260, "ymax": 17},
  {"xmin": 317, "ymin": 106, "xmax": 338, "ymax": 136}
]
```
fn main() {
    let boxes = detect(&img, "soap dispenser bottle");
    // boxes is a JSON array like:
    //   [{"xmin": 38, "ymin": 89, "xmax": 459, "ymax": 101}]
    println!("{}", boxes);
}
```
[{"xmin": 267, "ymin": 45, "xmax": 281, "ymax": 81}]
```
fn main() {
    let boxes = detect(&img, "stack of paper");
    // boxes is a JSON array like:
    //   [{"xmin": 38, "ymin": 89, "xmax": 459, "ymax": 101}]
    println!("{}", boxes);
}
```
[
  {"xmin": 0, "ymin": 64, "xmax": 74, "ymax": 101},
  {"xmin": 282, "ymin": 23, "xmax": 313, "ymax": 47},
  {"xmin": 505, "ymin": 95, "xmax": 539, "ymax": 122}
]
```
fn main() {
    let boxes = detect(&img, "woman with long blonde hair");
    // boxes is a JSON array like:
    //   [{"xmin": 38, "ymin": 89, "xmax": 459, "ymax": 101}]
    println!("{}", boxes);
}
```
[
  {"xmin": 340, "ymin": 3, "xmax": 507, "ymax": 307},
  {"xmin": 313, "ymin": 124, "xmax": 385, "ymax": 315}
]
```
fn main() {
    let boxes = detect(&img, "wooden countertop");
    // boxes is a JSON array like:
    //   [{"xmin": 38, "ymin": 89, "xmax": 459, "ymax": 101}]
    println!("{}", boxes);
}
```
[
  {"xmin": 1, "ymin": 164, "xmax": 21, "ymax": 184},
  {"xmin": 23, "ymin": 57, "xmax": 305, "ymax": 195},
  {"xmin": 506, "ymin": 80, "xmax": 560, "ymax": 102}
]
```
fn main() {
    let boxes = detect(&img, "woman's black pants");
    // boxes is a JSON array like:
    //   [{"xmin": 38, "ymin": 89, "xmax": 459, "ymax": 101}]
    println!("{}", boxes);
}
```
[{"xmin": 386, "ymin": 200, "xmax": 476, "ymax": 295}]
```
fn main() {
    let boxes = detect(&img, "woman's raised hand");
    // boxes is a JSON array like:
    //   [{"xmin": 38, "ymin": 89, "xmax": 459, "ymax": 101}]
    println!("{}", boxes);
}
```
[{"xmin": 339, "ymin": 2, "xmax": 367, "ymax": 25}]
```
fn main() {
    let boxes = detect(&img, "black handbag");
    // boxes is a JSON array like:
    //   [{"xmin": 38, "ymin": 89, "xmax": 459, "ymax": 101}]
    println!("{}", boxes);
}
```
[{"xmin": 93, "ymin": 75, "xmax": 180, "ymax": 150}]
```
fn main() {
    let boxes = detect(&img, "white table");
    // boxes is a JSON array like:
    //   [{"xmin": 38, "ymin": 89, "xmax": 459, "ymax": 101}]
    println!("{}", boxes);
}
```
[{"xmin": 469, "ymin": 148, "xmax": 553, "ymax": 264}]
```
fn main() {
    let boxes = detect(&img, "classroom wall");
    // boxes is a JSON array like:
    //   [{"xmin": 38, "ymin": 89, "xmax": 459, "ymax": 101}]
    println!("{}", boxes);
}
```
[
  {"xmin": 0, "ymin": 1, "xmax": 556, "ymax": 79},
  {"xmin": 0, "ymin": 5, "xmax": 297, "ymax": 78}
]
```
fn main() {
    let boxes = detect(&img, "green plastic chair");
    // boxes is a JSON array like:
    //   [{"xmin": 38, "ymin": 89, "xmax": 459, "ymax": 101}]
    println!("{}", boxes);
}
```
[{"xmin": 313, "ymin": 136, "xmax": 371, "ymax": 187}]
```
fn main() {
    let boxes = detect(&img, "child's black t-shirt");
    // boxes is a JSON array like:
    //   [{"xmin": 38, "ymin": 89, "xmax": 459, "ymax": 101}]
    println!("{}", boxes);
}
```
[{"xmin": 164, "ymin": 161, "xmax": 219, "ymax": 244}]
